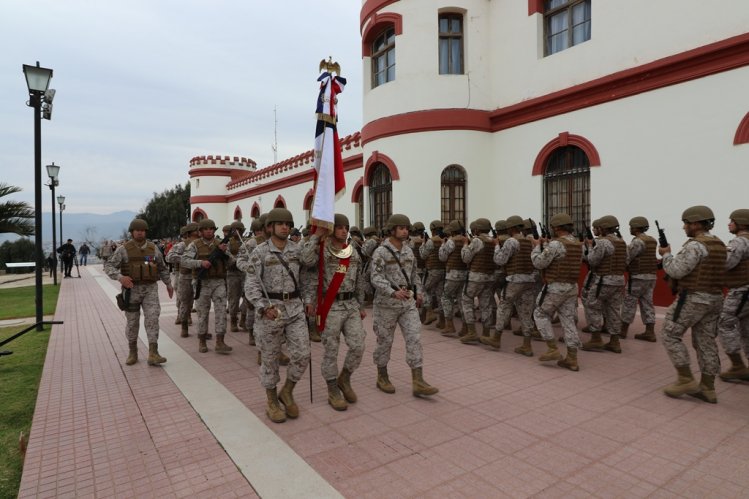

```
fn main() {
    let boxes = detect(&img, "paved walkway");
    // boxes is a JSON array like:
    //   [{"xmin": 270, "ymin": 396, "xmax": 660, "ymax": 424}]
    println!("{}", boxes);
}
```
[{"xmin": 15, "ymin": 265, "xmax": 749, "ymax": 498}]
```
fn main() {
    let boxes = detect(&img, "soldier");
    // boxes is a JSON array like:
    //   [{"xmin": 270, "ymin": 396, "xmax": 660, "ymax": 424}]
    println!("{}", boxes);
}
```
[
  {"xmin": 171, "ymin": 226, "xmax": 187, "ymax": 325},
  {"xmin": 622, "ymin": 217, "xmax": 658, "ymax": 341},
  {"xmin": 439, "ymin": 220, "xmax": 469, "ymax": 336},
  {"xmin": 301, "ymin": 214, "xmax": 367, "ymax": 411},
  {"xmin": 493, "ymin": 220, "xmax": 511, "ymax": 331},
  {"xmin": 236, "ymin": 215, "xmax": 267, "ymax": 344},
  {"xmin": 226, "ymin": 220, "xmax": 246, "ymax": 332},
  {"xmin": 104, "ymin": 219, "xmax": 173, "ymax": 366},
  {"xmin": 460, "ymin": 218, "xmax": 498, "ymax": 344},
  {"xmin": 181, "ymin": 219, "xmax": 234, "ymax": 355},
  {"xmin": 581, "ymin": 219, "xmax": 602, "ymax": 333},
  {"xmin": 166, "ymin": 222, "xmax": 199, "ymax": 337},
  {"xmin": 409, "ymin": 222, "xmax": 428, "ymax": 321},
  {"xmin": 482, "ymin": 216, "xmax": 536, "ymax": 354},
  {"xmin": 718, "ymin": 209, "xmax": 749, "ymax": 381},
  {"xmin": 371, "ymin": 214, "xmax": 439, "ymax": 397},
  {"xmin": 659, "ymin": 205, "xmax": 726, "ymax": 403},
  {"xmin": 245, "ymin": 208, "xmax": 310, "ymax": 423},
  {"xmin": 531, "ymin": 213, "xmax": 584, "ymax": 370},
  {"xmin": 582, "ymin": 215, "xmax": 626, "ymax": 354},
  {"xmin": 420, "ymin": 220, "xmax": 447, "ymax": 329}
]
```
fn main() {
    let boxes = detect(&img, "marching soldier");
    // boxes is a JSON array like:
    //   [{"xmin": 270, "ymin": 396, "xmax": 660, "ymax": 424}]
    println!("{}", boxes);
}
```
[
  {"xmin": 227, "ymin": 221, "xmax": 246, "ymax": 332},
  {"xmin": 301, "ymin": 214, "xmax": 367, "ymax": 411},
  {"xmin": 659, "ymin": 205, "xmax": 726, "ymax": 403},
  {"xmin": 439, "ymin": 220, "xmax": 469, "ymax": 337},
  {"xmin": 171, "ymin": 226, "xmax": 187, "ymax": 325},
  {"xmin": 493, "ymin": 220, "xmax": 511, "ymax": 331},
  {"xmin": 622, "ymin": 217, "xmax": 658, "ymax": 341},
  {"xmin": 420, "ymin": 220, "xmax": 447, "ymax": 329},
  {"xmin": 104, "ymin": 218, "xmax": 173, "ymax": 366},
  {"xmin": 460, "ymin": 218, "xmax": 498, "ymax": 344},
  {"xmin": 581, "ymin": 219, "xmax": 602, "ymax": 333},
  {"xmin": 245, "ymin": 208, "xmax": 310, "ymax": 423},
  {"xmin": 409, "ymin": 222, "xmax": 428, "ymax": 322},
  {"xmin": 166, "ymin": 222, "xmax": 199, "ymax": 337},
  {"xmin": 237, "ymin": 215, "xmax": 267, "ymax": 344},
  {"xmin": 371, "ymin": 214, "xmax": 438, "ymax": 397}
]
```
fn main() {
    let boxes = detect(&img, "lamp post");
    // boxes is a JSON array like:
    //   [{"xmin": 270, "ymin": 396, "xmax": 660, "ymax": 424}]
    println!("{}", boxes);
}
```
[
  {"xmin": 57, "ymin": 195, "xmax": 65, "ymax": 274},
  {"xmin": 24, "ymin": 62, "xmax": 54, "ymax": 331},
  {"xmin": 46, "ymin": 162, "xmax": 60, "ymax": 285}
]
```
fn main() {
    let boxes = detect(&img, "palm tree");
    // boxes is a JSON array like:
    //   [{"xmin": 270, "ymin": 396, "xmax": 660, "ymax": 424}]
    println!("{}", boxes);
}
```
[{"xmin": 0, "ymin": 182, "xmax": 35, "ymax": 236}]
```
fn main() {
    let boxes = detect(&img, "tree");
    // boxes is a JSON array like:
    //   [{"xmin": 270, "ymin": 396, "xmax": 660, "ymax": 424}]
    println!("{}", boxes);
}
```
[
  {"xmin": 0, "ymin": 183, "xmax": 35, "ymax": 236},
  {"xmin": 138, "ymin": 182, "xmax": 191, "ymax": 239},
  {"xmin": 0, "ymin": 238, "xmax": 35, "ymax": 271}
]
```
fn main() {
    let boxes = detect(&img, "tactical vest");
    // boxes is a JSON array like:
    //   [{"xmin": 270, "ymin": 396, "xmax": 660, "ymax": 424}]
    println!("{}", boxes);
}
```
[
  {"xmin": 192, "ymin": 238, "xmax": 227, "ymax": 279},
  {"xmin": 121, "ymin": 240, "xmax": 159, "ymax": 283},
  {"xmin": 470, "ymin": 236, "xmax": 498, "ymax": 274},
  {"xmin": 627, "ymin": 234, "xmax": 658, "ymax": 275},
  {"xmin": 678, "ymin": 235, "xmax": 726, "ymax": 293},
  {"xmin": 544, "ymin": 237, "xmax": 583, "ymax": 283},
  {"xmin": 229, "ymin": 238, "xmax": 241, "ymax": 256},
  {"xmin": 413, "ymin": 239, "xmax": 425, "ymax": 269},
  {"xmin": 505, "ymin": 236, "xmax": 534, "ymax": 276},
  {"xmin": 446, "ymin": 243, "xmax": 467, "ymax": 271},
  {"xmin": 595, "ymin": 236, "xmax": 627, "ymax": 276},
  {"xmin": 425, "ymin": 237, "xmax": 446, "ymax": 270},
  {"xmin": 725, "ymin": 234, "xmax": 749, "ymax": 289}
]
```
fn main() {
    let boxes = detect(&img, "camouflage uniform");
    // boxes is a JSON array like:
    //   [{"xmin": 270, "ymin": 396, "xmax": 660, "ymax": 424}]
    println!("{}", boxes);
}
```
[
  {"xmin": 718, "ymin": 231, "xmax": 749, "ymax": 357},
  {"xmin": 622, "ymin": 235, "xmax": 657, "ymax": 325},
  {"xmin": 585, "ymin": 236, "xmax": 626, "ymax": 336},
  {"xmin": 439, "ymin": 236, "xmax": 468, "ymax": 321},
  {"xmin": 245, "ymin": 239, "xmax": 310, "ymax": 389},
  {"xmin": 226, "ymin": 237, "xmax": 245, "ymax": 325},
  {"xmin": 420, "ymin": 235, "xmax": 446, "ymax": 314},
  {"xmin": 494, "ymin": 235, "xmax": 536, "ymax": 336},
  {"xmin": 460, "ymin": 235, "xmax": 498, "ymax": 329},
  {"xmin": 371, "ymin": 238, "xmax": 425, "ymax": 368},
  {"xmin": 237, "ymin": 234, "xmax": 264, "ymax": 335},
  {"xmin": 104, "ymin": 239, "xmax": 171, "ymax": 343},
  {"xmin": 166, "ymin": 239, "xmax": 195, "ymax": 325}
]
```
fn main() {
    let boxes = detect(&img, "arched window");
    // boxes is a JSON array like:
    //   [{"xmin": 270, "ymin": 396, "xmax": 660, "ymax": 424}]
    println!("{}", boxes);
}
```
[
  {"xmin": 356, "ymin": 187, "xmax": 364, "ymax": 229},
  {"xmin": 441, "ymin": 165, "xmax": 466, "ymax": 226},
  {"xmin": 233, "ymin": 206, "xmax": 242, "ymax": 221},
  {"xmin": 251, "ymin": 203, "xmax": 260, "ymax": 218},
  {"xmin": 274, "ymin": 195, "xmax": 286, "ymax": 208},
  {"xmin": 368, "ymin": 163, "xmax": 392, "ymax": 230},
  {"xmin": 372, "ymin": 27, "xmax": 395, "ymax": 88},
  {"xmin": 192, "ymin": 208, "xmax": 207, "ymax": 222},
  {"xmin": 543, "ymin": 145, "xmax": 590, "ymax": 236}
]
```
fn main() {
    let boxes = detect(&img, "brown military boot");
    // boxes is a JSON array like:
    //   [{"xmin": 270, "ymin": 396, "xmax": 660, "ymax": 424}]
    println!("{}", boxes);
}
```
[
  {"xmin": 265, "ymin": 388, "xmax": 286, "ymax": 423},
  {"xmin": 557, "ymin": 347, "xmax": 579, "ymax": 371},
  {"xmin": 180, "ymin": 322, "xmax": 189, "ymax": 338},
  {"xmin": 125, "ymin": 341, "xmax": 138, "ymax": 365},
  {"xmin": 435, "ymin": 312, "xmax": 446, "ymax": 330},
  {"xmin": 337, "ymin": 368, "xmax": 357, "ymax": 403},
  {"xmin": 424, "ymin": 309, "xmax": 438, "ymax": 326},
  {"xmin": 620, "ymin": 322, "xmax": 630, "ymax": 339},
  {"xmin": 248, "ymin": 330, "xmax": 256, "ymax": 346},
  {"xmin": 174, "ymin": 316, "xmax": 182, "ymax": 325},
  {"xmin": 663, "ymin": 366, "xmax": 700, "ymax": 398},
  {"xmin": 214, "ymin": 334, "xmax": 233, "ymax": 354},
  {"xmin": 604, "ymin": 334, "xmax": 622, "ymax": 354},
  {"xmin": 147, "ymin": 343, "xmax": 167, "ymax": 365},
  {"xmin": 278, "ymin": 379, "xmax": 299, "ymax": 418},
  {"xmin": 689, "ymin": 374, "xmax": 718, "ymax": 404},
  {"xmin": 531, "ymin": 329, "xmax": 543, "ymax": 341},
  {"xmin": 479, "ymin": 330, "xmax": 502, "ymax": 349},
  {"xmin": 238, "ymin": 314, "xmax": 246, "ymax": 331},
  {"xmin": 412, "ymin": 367, "xmax": 439, "ymax": 397},
  {"xmin": 634, "ymin": 324, "xmax": 657, "ymax": 342},
  {"xmin": 309, "ymin": 323, "xmax": 321, "ymax": 343},
  {"xmin": 512, "ymin": 328, "xmax": 523, "ymax": 337},
  {"xmin": 539, "ymin": 339, "xmax": 561, "ymax": 361},
  {"xmin": 279, "ymin": 351, "xmax": 290, "ymax": 366},
  {"xmin": 719, "ymin": 353, "xmax": 749, "ymax": 381},
  {"xmin": 460, "ymin": 323, "xmax": 479, "ymax": 344},
  {"xmin": 582, "ymin": 331, "xmax": 605, "ymax": 351},
  {"xmin": 459, "ymin": 322, "xmax": 468, "ymax": 338},
  {"xmin": 441, "ymin": 320, "xmax": 457, "ymax": 337},
  {"xmin": 198, "ymin": 334, "xmax": 208, "ymax": 353},
  {"xmin": 326, "ymin": 379, "xmax": 348, "ymax": 411},
  {"xmin": 230, "ymin": 316, "xmax": 239, "ymax": 332},
  {"xmin": 514, "ymin": 336, "xmax": 533, "ymax": 357},
  {"xmin": 376, "ymin": 366, "xmax": 396, "ymax": 394}
]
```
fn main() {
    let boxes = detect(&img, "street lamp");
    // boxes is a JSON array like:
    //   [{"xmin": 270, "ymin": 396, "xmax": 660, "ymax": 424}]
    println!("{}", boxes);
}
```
[
  {"xmin": 24, "ymin": 61, "xmax": 54, "ymax": 331},
  {"xmin": 46, "ymin": 162, "xmax": 60, "ymax": 286},
  {"xmin": 57, "ymin": 195, "xmax": 65, "ymax": 274}
]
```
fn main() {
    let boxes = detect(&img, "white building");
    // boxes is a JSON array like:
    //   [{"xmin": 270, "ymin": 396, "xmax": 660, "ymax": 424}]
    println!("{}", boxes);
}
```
[{"xmin": 190, "ymin": 0, "xmax": 749, "ymax": 247}]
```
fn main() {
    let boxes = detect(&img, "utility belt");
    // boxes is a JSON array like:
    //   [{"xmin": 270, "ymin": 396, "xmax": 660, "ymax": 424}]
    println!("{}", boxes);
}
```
[
  {"xmin": 266, "ymin": 291, "xmax": 300, "ymax": 301},
  {"xmin": 323, "ymin": 290, "xmax": 355, "ymax": 301}
]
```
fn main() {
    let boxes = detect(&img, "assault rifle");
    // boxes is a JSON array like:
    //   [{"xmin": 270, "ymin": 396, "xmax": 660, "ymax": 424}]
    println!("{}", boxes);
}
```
[
  {"xmin": 194, "ymin": 234, "xmax": 232, "ymax": 300},
  {"xmin": 540, "ymin": 223, "xmax": 550, "ymax": 239},
  {"xmin": 654, "ymin": 220, "xmax": 677, "ymax": 295},
  {"xmin": 655, "ymin": 220, "xmax": 668, "ymax": 247}
]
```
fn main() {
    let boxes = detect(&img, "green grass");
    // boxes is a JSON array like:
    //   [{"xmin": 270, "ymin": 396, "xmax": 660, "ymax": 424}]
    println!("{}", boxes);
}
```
[
  {"xmin": 0, "ymin": 285, "xmax": 61, "ymax": 320},
  {"xmin": 0, "ymin": 324, "xmax": 51, "ymax": 498}
]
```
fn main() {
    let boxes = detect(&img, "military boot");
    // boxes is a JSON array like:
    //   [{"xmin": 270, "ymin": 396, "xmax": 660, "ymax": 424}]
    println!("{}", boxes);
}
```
[
  {"xmin": 557, "ymin": 347, "xmax": 579, "ymax": 371},
  {"xmin": 435, "ymin": 312, "xmax": 446, "ymax": 330},
  {"xmin": 326, "ymin": 379, "xmax": 348, "ymax": 411},
  {"xmin": 663, "ymin": 366, "xmax": 700, "ymax": 398},
  {"xmin": 441, "ymin": 320, "xmax": 457, "ymax": 337},
  {"xmin": 230, "ymin": 316, "xmax": 239, "ymax": 332},
  {"xmin": 459, "ymin": 322, "xmax": 468, "ymax": 338},
  {"xmin": 175, "ymin": 316, "xmax": 182, "ymax": 325},
  {"xmin": 257, "ymin": 350, "xmax": 262, "ymax": 365},
  {"xmin": 125, "ymin": 341, "xmax": 138, "ymax": 365},
  {"xmin": 214, "ymin": 335, "xmax": 233, "ymax": 354},
  {"xmin": 531, "ymin": 329, "xmax": 543, "ymax": 341},
  {"xmin": 376, "ymin": 366, "xmax": 396, "ymax": 394},
  {"xmin": 337, "ymin": 367, "xmax": 357, "ymax": 403},
  {"xmin": 238, "ymin": 314, "xmax": 246, "ymax": 331},
  {"xmin": 412, "ymin": 367, "xmax": 439, "ymax": 397},
  {"xmin": 424, "ymin": 309, "xmax": 438, "ymax": 325},
  {"xmin": 689, "ymin": 374, "xmax": 718, "ymax": 404},
  {"xmin": 248, "ymin": 330, "xmax": 256, "ymax": 346},
  {"xmin": 634, "ymin": 324, "xmax": 657, "ymax": 342},
  {"xmin": 180, "ymin": 322, "xmax": 189, "ymax": 338},
  {"xmin": 514, "ymin": 336, "xmax": 533, "ymax": 357},
  {"xmin": 604, "ymin": 334, "xmax": 622, "ymax": 354},
  {"xmin": 460, "ymin": 323, "xmax": 480, "ymax": 344},
  {"xmin": 278, "ymin": 379, "xmax": 299, "ymax": 418},
  {"xmin": 198, "ymin": 334, "xmax": 208, "ymax": 353},
  {"xmin": 265, "ymin": 388, "xmax": 286, "ymax": 423},
  {"xmin": 620, "ymin": 322, "xmax": 630, "ymax": 339},
  {"xmin": 279, "ymin": 351, "xmax": 290, "ymax": 366},
  {"xmin": 539, "ymin": 339, "xmax": 561, "ymax": 362},
  {"xmin": 719, "ymin": 353, "xmax": 749, "ymax": 381},
  {"xmin": 309, "ymin": 323, "xmax": 321, "ymax": 343},
  {"xmin": 205, "ymin": 332, "xmax": 213, "ymax": 340},
  {"xmin": 582, "ymin": 331, "xmax": 605, "ymax": 351},
  {"xmin": 147, "ymin": 343, "xmax": 167, "ymax": 365},
  {"xmin": 479, "ymin": 330, "xmax": 502, "ymax": 349},
  {"xmin": 512, "ymin": 328, "xmax": 523, "ymax": 337}
]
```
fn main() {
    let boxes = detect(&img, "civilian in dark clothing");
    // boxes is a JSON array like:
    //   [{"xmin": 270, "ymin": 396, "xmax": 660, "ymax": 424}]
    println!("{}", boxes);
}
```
[
  {"xmin": 57, "ymin": 239, "xmax": 76, "ymax": 277},
  {"xmin": 79, "ymin": 243, "xmax": 91, "ymax": 266}
]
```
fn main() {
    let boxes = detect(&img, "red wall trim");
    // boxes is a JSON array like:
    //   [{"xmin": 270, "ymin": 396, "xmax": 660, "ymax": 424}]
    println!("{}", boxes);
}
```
[
  {"xmin": 303, "ymin": 189, "xmax": 314, "ymax": 210},
  {"xmin": 191, "ymin": 208, "xmax": 207, "ymax": 222},
  {"xmin": 363, "ymin": 151, "xmax": 400, "ymax": 187},
  {"xmin": 532, "ymin": 133, "xmax": 601, "ymax": 176},
  {"xmin": 360, "ymin": 0, "xmax": 400, "ymax": 33},
  {"xmin": 528, "ymin": 0, "xmax": 543, "ymax": 15},
  {"xmin": 251, "ymin": 202, "xmax": 260, "ymax": 218},
  {"xmin": 734, "ymin": 112, "xmax": 749, "ymax": 145},
  {"xmin": 189, "ymin": 168, "xmax": 232, "ymax": 178},
  {"xmin": 361, "ymin": 109, "xmax": 491, "ymax": 145},
  {"xmin": 274, "ymin": 195, "xmax": 286, "ymax": 208},
  {"xmin": 362, "ymin": 12, "xmax": 403, "ymax": 57},
  {"xmin": 351, "ymin": 178, "xmax": 364, "ymax": 203},
  {"xmin": 190, "ymin": 195, "xmax": 226, "ymax": 204}
]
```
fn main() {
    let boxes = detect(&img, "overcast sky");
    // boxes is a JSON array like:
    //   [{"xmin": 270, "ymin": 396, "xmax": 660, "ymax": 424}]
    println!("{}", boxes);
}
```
[{"xmin": 1, "ymin": 0, "xmax": 363, "ymax": 214}]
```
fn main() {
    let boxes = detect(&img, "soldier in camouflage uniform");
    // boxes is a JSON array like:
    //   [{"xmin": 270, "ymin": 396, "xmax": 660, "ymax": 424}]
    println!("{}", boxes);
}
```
[
  {"xmin": 409, "ymin": 222, "xmax": 428, "ymax": 323},
  {"xmin": 718, "ymin": 209, "xmax": 749, "ymax": 381},
  {"xmin": 301, "ymin": 214, "xmax": 367, "ymax": 411},
  {"xmin": 170, "ymin": 226, "xmax": 187, "ymax": 325},
  {"xmin": 226, "ymin": 221, "xmax": 246, "ymax": 332},
  {"xmin": 181, "ymin": 219, "xmax": 234, "ymax": 355},
  {"xmin": 166, "ymin": 222, "xmax": 199, "ymax": 337},
  {"xmin": 420, "ymin": 220, "xmax": 447, "ymax": 329},
  {"xmin": 360, "ymin": 226, "xmax": 380, "ymax": 303},
  {"xmin": 531, "ymin": 213, "xmax": 584, "ymax": 370},
  {"xmin": 460, "ymin": 218, "xmax": 498, "ymax": 344},
  {"xmin": 237, "ymin": 215, "xmax": 267, "ymax": 344},
  {"xmin": 439, "ymin": 220, "xmax": 469, "ymax": 337},
  {"xmin": 659, "ymin": 205, "xmax": 726, "ymax": 403},
  {"xmin": 493, "ymin": 220, "xmax": 511, "ymax": 331},
  {"xmin": 104, "ymin": 219, "xmax": 173, "ymax": 366},
  {"xmin": 622, "ymin": 217, "xmax": 658, "ymax": 341},
  {"xmin": 245, "ymin": 208, "xmax": 310, "ymax": 423},
  {"xmin": 371, "ymin": 214, "xmax": 439, "ymax": 397},
  {"xmin": 581, "ymin": 219, "xmax": 602, "ymax": 332},
  {"xmin": 581, "ymin": 215, "xmax": 626, "ymax": 354}
]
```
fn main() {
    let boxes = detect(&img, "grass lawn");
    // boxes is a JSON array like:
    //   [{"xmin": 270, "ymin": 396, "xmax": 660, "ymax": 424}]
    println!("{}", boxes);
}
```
[
  {"xmin": 0, "ymin": 285, "xmax": 61, "ymax": 320},
  {"xmin": 0, "ymin": 324, "xmax": 51, "ymax": 498}
]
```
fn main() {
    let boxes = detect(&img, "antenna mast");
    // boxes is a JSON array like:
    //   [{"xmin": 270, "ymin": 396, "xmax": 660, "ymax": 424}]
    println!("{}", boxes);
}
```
[{"xmin": 272, "ymin": 105, "xmax": 278, "ymax": 164}]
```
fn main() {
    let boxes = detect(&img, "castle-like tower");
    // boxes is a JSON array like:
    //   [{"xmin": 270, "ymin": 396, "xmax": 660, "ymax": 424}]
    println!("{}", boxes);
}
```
[{"xmin": 188, "ymin": 155, "xmax": 257, "ymax": 223}]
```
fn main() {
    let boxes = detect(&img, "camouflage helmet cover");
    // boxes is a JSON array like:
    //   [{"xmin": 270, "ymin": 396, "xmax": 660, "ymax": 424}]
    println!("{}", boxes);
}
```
[
  {"xmin": 266, "ymin": 208, "xmax": 294, "ymax": 225},
  {"xmin": 128, "ymin": 218, "xmax": 149, "ymax": 232},
  {"xmin": 386, "ymin": 214, "xmax": 411, "ymax": 231}
]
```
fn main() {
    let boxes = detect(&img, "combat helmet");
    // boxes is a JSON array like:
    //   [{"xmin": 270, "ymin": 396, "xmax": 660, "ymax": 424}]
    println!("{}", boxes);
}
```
[
  {"xmin": 266, "ymin": 208, "xmax": 294, "ymax": 226},
  {"xmin": 185, "ymin": 222, "xmax": 200, "ymax": 234},
  {"xmin": 363, "ymin": 226, "xmax": 377, "ymax": 237},
  {"xmin": 429, "ymin": 220, "xmax": 444, "ymax": 232},
  {"xmin": 250, "ymin": 218, "xmax": 263, "ymax": 233},
  {"xmin": 629, "ymin": 216, "xmax": 649, "ymax": 229},
  {"xmin": 334, "ymin": 213, "xmax": 350, "ymax": 227},
  {"xmin": 494, "ymin": 220, "xmax": 508, "ymax": 232},
  {"xmin": 473, "ymin": 218, "xmax": 492, "ymax": 233},
  {"xmin": 505, "ymin": 215, "xmax": 524, "ymax": 229},
  {"xmin": 222, "ymin": 224, "xmax": 232, "ymax": 233},
  {"xmin": 179, "ymin": 226, "xmax": 188, "ymax": 236},
  {"xmin": 730, "ymin": 209, "xmax": 749, "ymax": 225},
  {"xmin": 199, "ymin": 219, "xmax": 218, "ymax": 230},
  {"xmin": 385, "ymin": 214, "xmax": 411, "ymax": 231},
  {"xmin": 412, "ymin": 221, "xmax": 425, "ymax": 232},
  {"xmin": 446, "ymin": 220, "xmax": 464, "ymax": 235},
  {"xmin": 598, "ymin": 215, "xmax": 620, "ymax": 229},
  {"xmin": 681, "ymin": 205, "xmax": 715, "ymax": 223},
  {"xmin": 550, "ymin": 213, "xmax": 573, "ymax": 227},
  {"xmin": 128, "ymin": 218, "xmax": 148, "ymax": 232},
  {"xmin": 230, "ymin": 220, "xmax": 245, "ymax": 232}
]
